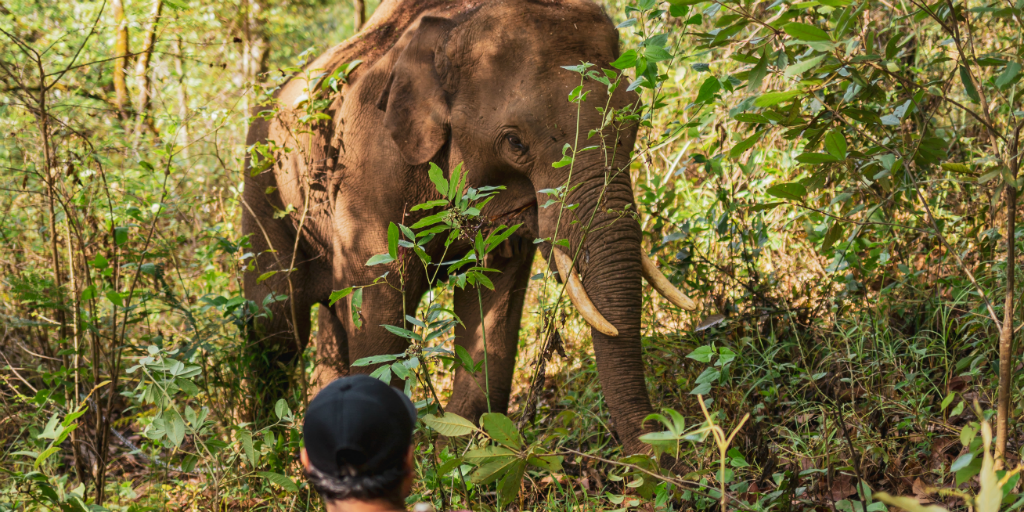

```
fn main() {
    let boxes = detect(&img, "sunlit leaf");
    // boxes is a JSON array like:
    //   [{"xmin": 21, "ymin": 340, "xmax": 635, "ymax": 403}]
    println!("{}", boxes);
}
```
[
  {"xmin": 481, "ymin": 413, "xmax": 522, "ymax": 450},
  {"xmin": 766, "ymin": 182, "xmax": 807, "ymax": 201},
  {"xmin": 783, "ymin": 22, "xmax": 831, "ymax": 41},
  {"xmin": 258, "ymin": 471, "xmax": 298, "ymax": 493},
  {"xmin": 422, "ymin": 412, "xmax": 478, "ymax": 437},
  {"xmin": 754, "ymin": 90, "xmax": 802, "ymax": 107}
]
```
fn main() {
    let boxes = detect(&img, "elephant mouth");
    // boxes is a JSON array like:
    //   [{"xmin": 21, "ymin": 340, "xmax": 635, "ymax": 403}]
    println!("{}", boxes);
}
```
[{"xmin": 552, "ymin": 245, "xmax": 697, "ymax": 337}]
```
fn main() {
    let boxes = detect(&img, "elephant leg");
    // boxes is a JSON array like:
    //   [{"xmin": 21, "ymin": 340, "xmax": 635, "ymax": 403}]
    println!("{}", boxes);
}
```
[
  {"xmin": 241, "ymin": 201, "xmax": 330, "ymax": 421},
  {"xmin": 447, "ymin": 238, "xmax": 536, "ymax": 419},
  {"xmin": 338, "ymin": 273, "xmax": 427, "ymax": 381},
  {"xmin": 309, "ymin": 303, "xmax": 350, "ymax": 395}
]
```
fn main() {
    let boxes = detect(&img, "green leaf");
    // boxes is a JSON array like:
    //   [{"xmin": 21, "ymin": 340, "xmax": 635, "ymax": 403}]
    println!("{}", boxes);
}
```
[
  {"xmin": 485, "ymin": 224, "xmax": 522, "ymax": 253},
  {"xmin": 164, "ymin": 0, "xmax": 189, "ymax": 10},
  {"xmin": 428, "ymin": 162, "xmax": 449, "ymax": 196},
  {"xmin": 435, "ymin": 457, "xmax": 465, "ymax": 477},
  {"xmin": 466, "ymin": 446, "xmax": 516, "ymax": 464},
  {"xmin": 422, "ymin": 412, "xmax": 478, "ymax": 437},
  {"xmin": 796, "ymin": 152, "xmax": 840, "ymax": 164},
  {"xmin": 644, "ymin": 45, "xmax": 673, "ymax": 62},
  {"xmin": 382, "ymin": 324, "xmax": 420, "ymax": 340},
  {"xmin": 885, "ymin": 35, "xmax": 899, "ymax": 60},
  {"xmin": 821, "ymin": 222, "xmax": 844, "ymax": 252},
  {"xmin": 168, "ymin": 412, "xmax": 186, "ymax": 447},
  {"xmin": 747, "ymin": 49, "xmax": 768, "ymax": 92},
  {"xmin": 748, "ymin": 202, "xmax": 783, "ymax": 212},
  {"xmin": 695, "ymin": 76, "xmax": 721, "ymax": 103},
  {"xmin": 256, "ymin": 271, "xmax": 277, "ymax": 284},
  {"xmin": 960, "ymin": 65, "xmax": 980, "ymax": 103},
  {"xmin": 352, "ymin": 354, "xmax": 400, "ymax": 366},
  {"xmin": 949, "ymin": 399, "xmax": 965, "ymax": 417},
  {"xmin": 977, "ymin": 428, "xmax": 1001, "ymax": 512},
  {"xmin": 766, "ymin": 182, "xmax": 807, "ymax": 201},
  {"xmin": 275, "ymin": 399, "xmax": 293, "ymax": 421},
  {"xmin": 387, "ymin": 222, "xmax": 399, "ymax": 259},
  {"xmin": 784, "ymin": 54, "xmax": 826, "ymax": 78},
  {"xmin": 783, "ymin": 22, "xmax": 831, "ymax": 41},
  {"xmin": 527, "ymin": 455, "xmax": 564, "ymax": 471},
  {"xmin": 470, "ymin": 271, "xmax": 495, "ymax": 290},
  {"xmin": 369, "ymin": 364, "xmax": 392, "ymax": 382},
  {"xmin": 391, "ymin": 361, "xmax": 411, "ymax": 380},
  {"xmin": 481, "ymin": 413, "xmax": 522, "ymax": 450},
  {"xmin": 34, "ymin": 446, "xmax": 60, "ymax": 469},
  {"xmin": 106, "ymin": 290, "xmax": 124, "ymax": 307},
  {"xmin": 824, "ymin": 130, "xmax": 848, "ymax": 159},
  {"xmin": 365, "ymin": 253, "xmax": 395, "ymax": 266},
  {"xmin": 471, "ymin": 456, "xmax": 519, "ymax": 485},
  {"xmin": 454, "ymin": 345, "xmax": 479, "ymax": 372},
  {"xmin": 329, "ymin": 287, "xmax": 353, "ymax": 306},
  {"xmin": 411, "ymin": 199, "xmax": 449, "ymax": 211},
  {"xmin": 950, "ymin": 452, "xmax": 974, "ymax": 472},
  {"xmin": 873, "ymin": 493, "xmax": 949, "ymax": 512},
  {"xmin": 734, "ymin": 113, "xmax": 767, "ymax": 123},
  {"xmin": 996, "ymin": 62, "xmax": 1021, "ymax": 90},
  {"xmin": 497, "ymin": 459, "xmax": 527, "ymax": 506},
  {"xmin": 687, "ymin": 345, "xmax": 715, "ymax": 363},
  {"xmin": 239, "ymin": 429, "xmax": 257, "ymax": 467},
  {"xmin": 114, "ymin": 226, "xmax": 129, "ymax": 246},
  {"xmin": 411, "ymin": 211, "xmax": 447, "ymax": 229},
  {"xmin": 611, "ymin": 50, "xmax": 638, "ymax": 70},
  {"xmin": 941, "ymin": 163, "xmax": 971, "ymax": 174},
  {"xmin": 940, "ymin": 392, "xmax": 955, "ymax": 411},
  {"xmin": 258, "ymin": 471, "xmax": 299, "ymax": 493},
  {"xmin": 729, "ymin": 130, "xmax": 765, "ymax": 159},
  {"xmin": 754, "ymin": 90, "xmax": 802, "ymax": 107}
]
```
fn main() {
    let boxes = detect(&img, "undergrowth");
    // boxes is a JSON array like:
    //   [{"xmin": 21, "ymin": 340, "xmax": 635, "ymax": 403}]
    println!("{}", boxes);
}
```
[{"xmin": 3, "ymin": 0, "xmax": 1024, "ymax": 509}]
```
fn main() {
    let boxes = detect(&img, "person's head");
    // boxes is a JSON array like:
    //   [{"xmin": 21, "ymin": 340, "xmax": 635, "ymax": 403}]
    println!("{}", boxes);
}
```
[{"xmin": 300, "ymin": 375, "xmax": 418, "ymax": 508}]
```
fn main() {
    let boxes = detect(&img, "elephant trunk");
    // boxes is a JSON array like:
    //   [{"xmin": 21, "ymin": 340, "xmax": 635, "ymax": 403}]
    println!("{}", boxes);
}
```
[{"xmin": 551, "ymin": 165, "xmax": 654, "ymax": 453}]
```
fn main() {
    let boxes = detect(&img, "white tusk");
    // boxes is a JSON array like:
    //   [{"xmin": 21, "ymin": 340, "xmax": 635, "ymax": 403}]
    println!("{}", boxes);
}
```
[
  {"xmin": 552, "ymin": 249, "xmax": 619, "ymax": 337},
  {"xmin": 641, "ymin": 253, "xmax": 697, "ymax": 311}
]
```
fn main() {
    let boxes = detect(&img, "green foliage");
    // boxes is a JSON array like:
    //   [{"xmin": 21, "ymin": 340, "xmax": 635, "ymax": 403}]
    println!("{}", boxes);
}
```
[{"xmin": 4, "ymin": 0, "xmax": 1024, "ymax": 508}]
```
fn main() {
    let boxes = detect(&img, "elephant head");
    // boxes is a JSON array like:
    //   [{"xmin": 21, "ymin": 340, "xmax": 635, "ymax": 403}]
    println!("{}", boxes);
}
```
[{"xmin": 375, "ymin": 0, "xmax": 695, "ymax": 452}]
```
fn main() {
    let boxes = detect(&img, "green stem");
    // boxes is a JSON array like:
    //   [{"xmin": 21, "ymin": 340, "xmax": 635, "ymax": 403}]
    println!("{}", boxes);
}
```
[{"xmin": 477, "ymin": 279, "xmax": 491, "ymax": 413}]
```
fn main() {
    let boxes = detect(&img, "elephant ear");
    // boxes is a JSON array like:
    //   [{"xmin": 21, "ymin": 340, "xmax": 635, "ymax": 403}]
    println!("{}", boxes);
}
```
[{"xmin": 378, "ymin": 16, "xmax": 456, "ymax": 166}]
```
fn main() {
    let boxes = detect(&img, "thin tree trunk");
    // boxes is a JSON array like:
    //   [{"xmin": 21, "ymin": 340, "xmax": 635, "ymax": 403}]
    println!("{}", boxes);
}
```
[
  {"xmin": 240, "ymin": 0, "xmax": 268, "ymax": 127},
  {"xmin": 34, "ymin": 51, "xmax": 86, "ymax": 486},
  {"xmin": 353, "ymin": 0, "xmax": 366, "ymax": 32},
  {"xmin": 997, "ymin": 181, "xmax": 1016, "ymax": 463},
  {"xmin": 112, "ymin": 0, "xmax": 130, "ymax": 117},
  {"xmin": 134, "ymin": 0, "xmax": 164, "ymax": 134},
  {"xmin": 174, "ymin": 34, "xmax": 189, "ymax": 159},
  {"xmin": 997, "ymin": 122, "xmax": 1023, "ymax": 462}
]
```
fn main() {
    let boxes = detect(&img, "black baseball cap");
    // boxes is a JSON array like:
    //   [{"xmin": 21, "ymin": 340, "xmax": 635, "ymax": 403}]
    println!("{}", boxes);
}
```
[{"xmin": 303, "ymin": 375, "xmax": 418, "ymax": 476}]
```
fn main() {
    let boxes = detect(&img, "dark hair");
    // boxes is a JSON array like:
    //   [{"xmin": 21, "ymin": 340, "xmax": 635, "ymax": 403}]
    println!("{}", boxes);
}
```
[{"xmin": 305, "ymin": 460, "xmax": 408, "ymax": 507}]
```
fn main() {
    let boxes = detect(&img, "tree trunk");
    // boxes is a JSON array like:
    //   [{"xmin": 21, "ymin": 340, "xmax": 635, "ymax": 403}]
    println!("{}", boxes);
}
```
[
  {"xmin": 354, "ymin": 0, "xmax": 366, "ymax": 32},
  {"xmin": 174, "ymin": 34, "xmax": 189, "ymax": 159},
  {"xmin": 240, "ymin": 0, "xmax": 268, "ymax": 127},
  {"xmin": 134, "ymin": 0, "xmax": 164, "ymax": 135},
  {"xmin": 997, "ymin": 122, "xmax": 1023, "ymax": 462},
  {"xmin": 112, "ymin": 0, "xmax": 130, "ymax": 117}
]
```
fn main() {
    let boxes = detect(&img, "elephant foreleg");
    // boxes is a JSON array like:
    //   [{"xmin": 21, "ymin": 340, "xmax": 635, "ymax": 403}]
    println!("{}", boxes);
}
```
[
  {"xmin": 310, "ymin": 303, "xmax": 350, "ymax": 395},
  {"xmin": 341, "ymin": 273, "xmax": 428, "ymax": 379},
  {"xmin": 447, "ymin": 238, "xmax": 536, "ymax": 419}
]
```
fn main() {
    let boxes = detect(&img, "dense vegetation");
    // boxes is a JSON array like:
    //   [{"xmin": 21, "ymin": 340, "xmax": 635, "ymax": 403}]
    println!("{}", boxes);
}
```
[{"xmin": 1, "ymin": 0, "xmax": 1023, "ymax": 510}]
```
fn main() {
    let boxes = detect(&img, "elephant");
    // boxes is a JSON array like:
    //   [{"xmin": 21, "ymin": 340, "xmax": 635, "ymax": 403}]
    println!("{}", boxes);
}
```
[{"xmin": 242, "ymin": 0, "xmax": 696, "ymax": 453}]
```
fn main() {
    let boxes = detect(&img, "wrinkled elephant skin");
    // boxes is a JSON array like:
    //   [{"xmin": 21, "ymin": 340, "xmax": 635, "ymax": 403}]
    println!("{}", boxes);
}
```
[{"xmin": 243, "ymin": 0, "xmax": 693, "ymax": 453}]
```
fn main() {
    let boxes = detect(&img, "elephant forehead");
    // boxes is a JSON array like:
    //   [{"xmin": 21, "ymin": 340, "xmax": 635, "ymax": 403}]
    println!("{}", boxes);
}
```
[{"xmin": 453, "ymin": 0, "xmax": 620, "ymax": 70}]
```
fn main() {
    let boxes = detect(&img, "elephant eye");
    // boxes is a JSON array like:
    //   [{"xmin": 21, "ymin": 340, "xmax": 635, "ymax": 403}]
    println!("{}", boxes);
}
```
[{"xmin": 506, "ymin": 134, "xmax": 527, "ymax": 153}]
